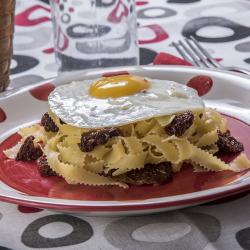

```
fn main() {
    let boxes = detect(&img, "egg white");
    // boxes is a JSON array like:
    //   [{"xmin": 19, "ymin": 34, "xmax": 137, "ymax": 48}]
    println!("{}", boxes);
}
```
[{"xmin": 48, "ymin": 78, "xmax": 204, "ymax": 128}]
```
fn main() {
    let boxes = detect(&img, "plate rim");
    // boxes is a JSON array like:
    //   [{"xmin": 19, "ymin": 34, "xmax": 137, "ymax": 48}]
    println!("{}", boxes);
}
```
[
  {"xmin": 0, "ymin": 184, "xmax": 250, "ymax": 211},
  {"xmin": 1, "ymin": 65, "xmax": 250, "ymax": 212},
  {"xmin": 3, "ymin": 65, "xmax": 250, "ymax": 99}
]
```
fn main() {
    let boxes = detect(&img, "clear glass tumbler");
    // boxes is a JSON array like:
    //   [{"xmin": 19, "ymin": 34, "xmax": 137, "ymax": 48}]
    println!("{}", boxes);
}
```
[{"xmin": 50, "ymin": 0, "xmax": 139, "ymax": 73}]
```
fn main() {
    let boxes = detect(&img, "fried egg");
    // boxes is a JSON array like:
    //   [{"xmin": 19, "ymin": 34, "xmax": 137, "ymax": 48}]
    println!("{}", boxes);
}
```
[{"xmin": 48, "ymin": 75, "xmax": 204, "ymax": 128}]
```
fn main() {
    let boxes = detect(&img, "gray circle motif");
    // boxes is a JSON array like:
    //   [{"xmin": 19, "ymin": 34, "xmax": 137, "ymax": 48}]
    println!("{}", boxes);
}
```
[
  {"xmin": 14, "ymin": 27, "xmax": 51, "ymax": 51},
  {"xmin": 61, "ymin": 13, "xmax": 71, "ymax": 24},
  {"xmin": 235, "ymin": 41, "xmax": 250, "ymax": 52},
  {"xmin": 66, "ymin": 24, "xmax": 111, "ymax": 38},
  {"xmin": 11, "ymin": 75, "xmax": 44, "ymax": 88},
  {"xmin": 137, "ymin": 7, "xmax": 176, "ymax": 19},
  {"xmin": 168, "ymin": 0, "xmax": 200, "ymax": 2},
  {"xmin": 104, "ymin": 212, "xmax": 220, "ymax": 250},
  {"xmin": 182, "ymin": 17, "xmax": 250, "ymax": 43},
  {"xmin": 22, "ymin": 214, "xmax": 93, "ymax": 248}
]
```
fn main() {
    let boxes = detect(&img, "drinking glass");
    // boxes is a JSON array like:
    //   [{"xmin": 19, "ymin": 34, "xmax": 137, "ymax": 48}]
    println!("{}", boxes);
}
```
[{"xmin": 50, "ymin": 0, "xmax": 139, "ymax": 73}]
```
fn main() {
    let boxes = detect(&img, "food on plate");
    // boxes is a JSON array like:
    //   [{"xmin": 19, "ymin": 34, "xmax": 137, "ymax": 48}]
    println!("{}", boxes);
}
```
[{"xmin": 4, "ymin": 74, "xmax": 250, "ymax": 188}]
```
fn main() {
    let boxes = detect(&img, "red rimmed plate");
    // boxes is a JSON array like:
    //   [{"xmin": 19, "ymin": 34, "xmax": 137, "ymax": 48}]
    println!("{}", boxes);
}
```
[{"xmin": 0, "ymin": 65, "xmax": 250, "ymax": 216}]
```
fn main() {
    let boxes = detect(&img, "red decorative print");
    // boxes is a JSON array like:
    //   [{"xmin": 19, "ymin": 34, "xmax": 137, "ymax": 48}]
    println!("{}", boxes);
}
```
[
  {"xmin": 29, "ymin": 83, "xmax": 55, "ymax": 101},
  {"xmin": 102, "ymin": 71, "xmax": 129, "ymax": 77},
  {"xmin": 216, "ymin": 58, "xmax": 223, "ymax": 62},
  {"xmin": 56, "ymin": 26, "xmax": 69, "ymax": 51},
  {"xmin": 15, "ymin": 5, "xmax": 51, "ymax": 26},
  {"xmin": 187, "ymin": 75, "xmax": 213, "ymax": 97},
  {"xmin": 136, "ymin": 1, "xmax": 148, "ymax": 6},
  {"xmin": 42, "ymin": 47, "xmax": 54, "ymax": 54},
  {"xmin": 205, "ymin": 191, "xmax": 249, "ymax": 205},
  {"xmin": 107, "ymin": 0, "xmax": 129, "ymax": 23},
  {"xmin": 0, "ymin": 108, "xmax": 6, "ymax": 123},
  {"xmin": 139, "ymin": 24, "xmax": 169, "ymax": 44},
  {"xmin": 53, "ymin": 164, "xmax": 227, "ymax": 201},
  {"xmin": 153, "ymin": 52, "xmax": 192, "ymax": 66},
  {"xmin": 0, "ymin": 116, "xmax": 249, "ymax": 202},
  {"xmin": 18, "ymin": 205, "xmax": 43, "ymax": 213}
]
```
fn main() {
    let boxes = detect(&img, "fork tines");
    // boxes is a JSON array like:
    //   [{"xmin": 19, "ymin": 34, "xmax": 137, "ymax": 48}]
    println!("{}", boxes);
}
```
[{"xmin": 171, "ymin": 36, "xmax": 221, "ymax": 68}]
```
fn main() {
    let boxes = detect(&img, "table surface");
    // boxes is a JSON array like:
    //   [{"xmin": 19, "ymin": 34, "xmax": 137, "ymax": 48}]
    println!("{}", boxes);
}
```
[{"xmin": 1, "ymin": 0, "xmax": 250, "ymax": 249}]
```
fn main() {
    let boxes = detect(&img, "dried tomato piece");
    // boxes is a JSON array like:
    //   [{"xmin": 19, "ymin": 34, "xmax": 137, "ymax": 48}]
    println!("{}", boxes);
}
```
[
  {"xmin": 217, "ymin": 131, "xmax": 244, "ymax": 154},
  {"xmin": 37, "ymin": 155, "xmax": 57, "ymax": 177},
  {"xmin": 59, "ymin": 118, "xmax": 66, "ymax": 125},
  {"xmin": 107, "ymin": 162, "xmax": 173, "ymax": 186},
  {"xmin": 79, "ymin": 127, "xmax": 122, "ymax": 152},
  {"xmin": 165, "ymin": 111, "xmax": 194, "ymax": 137},
  {"xmin": 16, "ymin": 136, "xmax": 43, "ymax": 161},
  {"xmin": 41, "ymin": 113, "xmax": 59, "ymax": 132}
]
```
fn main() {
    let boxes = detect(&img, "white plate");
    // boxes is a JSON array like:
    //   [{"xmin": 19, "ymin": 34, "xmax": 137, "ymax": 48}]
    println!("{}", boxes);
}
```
[{"xmin": 0, "ymin": 65, "xmax": 250, "ymax": 216}]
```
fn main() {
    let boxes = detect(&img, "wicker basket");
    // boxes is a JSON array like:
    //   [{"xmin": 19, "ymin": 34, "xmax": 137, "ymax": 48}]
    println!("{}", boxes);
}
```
[{"xmin": 0, "ymin": 0, "xmax": 15, "ymax": 92}]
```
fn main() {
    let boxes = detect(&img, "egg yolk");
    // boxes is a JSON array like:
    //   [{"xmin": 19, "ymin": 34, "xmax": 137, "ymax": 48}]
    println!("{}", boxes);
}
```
[{"xmin": 89, "ymin": 75, "xmax": 150, "ymax": 98}]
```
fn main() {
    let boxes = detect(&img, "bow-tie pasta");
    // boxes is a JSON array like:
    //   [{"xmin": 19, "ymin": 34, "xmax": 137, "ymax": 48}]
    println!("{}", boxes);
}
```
[{"xmin": 4, "ymin": 75, "xmax": 250, "ymax": 187}]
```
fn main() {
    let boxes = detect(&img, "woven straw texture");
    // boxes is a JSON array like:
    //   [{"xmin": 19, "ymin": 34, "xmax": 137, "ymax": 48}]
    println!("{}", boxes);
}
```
[{"xmin": 0, "ymin": 0, "xmax": 15, "ymax": 91}]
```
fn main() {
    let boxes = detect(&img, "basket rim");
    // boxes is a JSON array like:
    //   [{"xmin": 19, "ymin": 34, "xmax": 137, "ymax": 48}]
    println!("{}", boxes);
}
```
[
  {"xmin": 0, "ymin": 1, "xmax": 16, "ymax": 15},
  {"xmin": 0, "ymin": 60, "xmax": 11, "ymax": 74},
  {"xmin": 0, "ymin": 74, "xmax": 10, "ymax": 91},
  {"xmin": 0, "ymin": 29, "xmax": 14, "ymax": 39},
  {"xmin": 0, "ymin": 44, "xmax": 13, "ymax": 64}
]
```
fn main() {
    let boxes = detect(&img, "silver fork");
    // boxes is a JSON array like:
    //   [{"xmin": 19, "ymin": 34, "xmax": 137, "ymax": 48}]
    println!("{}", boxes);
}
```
[{"xmin": 171, "ymin": 36, "xmax": 250, "ymax": 75}]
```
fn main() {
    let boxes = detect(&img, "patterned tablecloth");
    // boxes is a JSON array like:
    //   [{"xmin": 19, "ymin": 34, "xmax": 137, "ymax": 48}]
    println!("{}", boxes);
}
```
[{"xmin": 1, "ymin": 0, "xmax": 250, "ymax": 249}]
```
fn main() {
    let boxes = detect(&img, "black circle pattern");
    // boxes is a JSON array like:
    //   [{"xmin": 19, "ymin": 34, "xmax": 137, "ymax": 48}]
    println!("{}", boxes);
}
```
[
  {"xmin": 244, "ymin": 58, "xmax": 250, "ymax": 64},
  {"xmin": 140, "ymin": 47, "xmax": 157, "ymax": 65},
  {"xmin": 96, "ymin": 0, "xmax": 116, "ymax": 7},
  {"xmin": 38, "ymin": 0, "xmax": 49, "ymax": 4},
  {"xmin": 59, "ymin": 4, "xmax": 64, "ymax": 11},
  {"xmin": 130, "ymin": 4, "xmax": 133, "ymax": 13},
  {"xmin": 21, "ymin": 214, "xmax": 93, "ymax": 248},
  {"xmin": 168, "ymin": 0, "xmax": 200, "ymax": 3},
  {"xmin": 236, "ymin": 228, "xmax": 250, "ymax": 249},
  {"xmin": 182, "ymin": 17, "xmax": 250, "ymax": 43},
  {"xmin": 10, "ymin": 55, "xmax": 39, "ymax": 75},
  {"xmin": 58, "ymin": 53, "xmax": 138, "ymax": 71}
]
